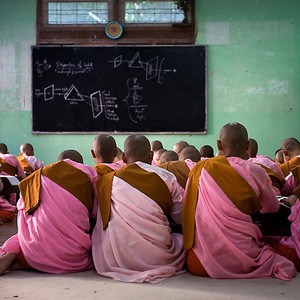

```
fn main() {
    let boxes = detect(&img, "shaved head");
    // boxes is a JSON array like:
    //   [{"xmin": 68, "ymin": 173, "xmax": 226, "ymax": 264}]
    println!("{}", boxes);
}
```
[
  {"xmin": 20, "ymin": 143, "xmax": 34, "ymax": 156},
  {"xmin": 91, "ymin": 135, "xmax": 117, "ymax": 163},
  {"xmin": 281, "ymin": 137, "xmax": 300, "ymax": 158},
  {"xmin": 281, "ymin": 138, "xmax": 300, "ymax": 152},
  {"xmin": 58, "ymin": 149, "xmax": 83, "ymax": 164},
  {"xmin": 199, "ymin": 145, "xmax": 214, "ymax": 158},
  {"xmin": 123, "ymin": 135, "xmax": 152, "ymax": 164},
  {"xmin": 179, "ymin": 146, "xmax": 201, "ymax": 162},
  {"xmin": 275, "ymin": 149, "xmax": 284, "ymax": 165},
  {"xmin": 113, "ymin": 147, "xmax": 123, "ymax": 163},
  {"xmin": 173, "ymin": 141, "xmax": 189, "ymax": 155},
  {"xmin": 218, "ymin": 122, "xmax": 249, "ymax": 158},
  {"xmin": 0, "ymin": 143, "xmax": 8, "ymax": 154},
  {"xmin": 160, "ymin": 150, "xmax": 179, "ymax": 164},
  {"xmin": 151, "ymin": 140, "xmax": 163, "ymax": 152},
  {"xmin": 153, "ymin": 148, "xmax": 167, "ymax": 163},
  {"xmin": 247, "ymin": 138, "xmax": 258, "ymax": 158}
]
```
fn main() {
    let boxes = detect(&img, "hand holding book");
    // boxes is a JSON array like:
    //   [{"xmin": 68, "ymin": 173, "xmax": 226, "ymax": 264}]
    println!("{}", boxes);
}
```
[{"xmin": 277, "ymin": 195, "xmax": 298, "ymax": 208}]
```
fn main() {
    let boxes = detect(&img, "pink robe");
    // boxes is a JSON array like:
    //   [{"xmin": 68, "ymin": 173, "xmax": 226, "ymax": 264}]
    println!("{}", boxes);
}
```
[
  {"xmin": 189, "ymin": 157, "xmax": 296, "ymax": 280},
  {"xmin": 0, "ymin": 154, "xmax": 26, "ymax": 179},
  {"xmin": 92, "ymin": 161, "xmax": 185, "ymax": 283},
  {"xmin": 0, "ymin": 195, "xmax": 16, "ymax": 212},
  {"xmin": 248, "ymin": 156, "xmax": 284, "ymax": 178},
  {"xmin": 0, "ymin": 159, "xmax": 98, "ymax": 274},
  {"xmin": 113, "ymin": 160, "xmax": 126, "ymax": 169},
  {"xmin": 282, "ymin": 173, "xmax": 296, "ymax": 196},
  {"xmin": 281, "ymin": 200, "xmax": 300, "ymax": 256},
  {"xmin": 105, "ymin": 161, "xmax": 124, "ymax": 170},
  {"xmin": 23, "ymin": 155, "xmax": 44, "ymax": 171},
  {"xmin": 151, "ymin": 158, "xmax": 159, "ymax": 166},
  {"xmin": 0, "ymin": 154, "xmax": 25, "ymax": 205},
  {"xmin": 281, "ymin": 155, "xmax": 300, "ymax": 196},
  {"xmin": 248, "ymin": 156, "xmax": 285, "ymax": 196},
  {"xmin": 177, "ymin": 159, "xmax": 195, "ymax": 197},
  {"xmin": 0, "ymin": 176, "xmax": 16, "ymax": 212},
  {"xmin": 184, "ymin": 159, "xmax": 196, "ymax": 171}
]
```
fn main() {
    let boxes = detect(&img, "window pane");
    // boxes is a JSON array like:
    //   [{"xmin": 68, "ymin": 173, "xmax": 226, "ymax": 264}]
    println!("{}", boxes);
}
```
[
  {"xmin": 125, "ymin": 1, "xmax": 184, "ymax": 23},
  {"xmin": 48, "ymin": 2, "xmax": 108, "ymax": 24}
]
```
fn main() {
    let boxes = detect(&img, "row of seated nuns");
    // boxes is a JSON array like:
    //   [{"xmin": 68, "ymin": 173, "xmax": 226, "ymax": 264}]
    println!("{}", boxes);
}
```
[
  {"xmin": 0, "ymin": 138, "xmax": 216, "ymax": 222},
  {"xmin": 151, "ymin": 137, "xmax": 296, "ymax": 223},
  {"xmin": 0, "ymin": 138, "xmax": 295, "ymax": 224},
  {"xmin": 0, "ymin": 143, "xmax": 44, "ymax": 224},
  {"xmin": 1, "ymin": 131, "xmax": 300, "ymax": 282}
]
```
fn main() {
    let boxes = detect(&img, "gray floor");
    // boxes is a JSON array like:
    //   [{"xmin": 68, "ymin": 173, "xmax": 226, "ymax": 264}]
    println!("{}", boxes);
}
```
[{"xmin": 1, "ymin": 219, "xmax": 299, "ymax": 300}]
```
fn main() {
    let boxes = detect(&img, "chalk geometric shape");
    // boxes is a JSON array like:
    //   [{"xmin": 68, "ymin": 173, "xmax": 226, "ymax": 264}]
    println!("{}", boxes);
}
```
[
  {"xmin": 113, "ymin": 55, "xmax": 123, "ymax": 68},
  {"xmin": 90, "ymin": 91, "xmax": 103, "ymax": 118},
  {"xmin": 146, "ymin": 57, "xmax": 159, "ymax": 81},
  {"xmin": 44, "ymin": 84, "xmax": 54, "ymax": 101},
  {"xmin": 64, "ymin": 85, "xmax": 84, "ymax": 101},
  {"xmin": 128, "ymin": 52, "xmax": 143, "ymax": 69}
]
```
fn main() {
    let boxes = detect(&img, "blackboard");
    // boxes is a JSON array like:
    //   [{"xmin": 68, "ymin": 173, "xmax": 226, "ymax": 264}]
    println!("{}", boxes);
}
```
[{"xmin": 32, "ymin": 46, "xmax": 206, "ymax": 133}]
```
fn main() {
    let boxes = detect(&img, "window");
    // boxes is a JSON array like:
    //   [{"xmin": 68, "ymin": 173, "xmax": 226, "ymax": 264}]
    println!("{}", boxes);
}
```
[
  {"xmin": 48, "ymin": 2, "xmax": 108, "ymax": 24},
  {"xmin": 124, "ymin": 1, "xmax": 184, "ymax": 24},
  {"xmin": 37, "ymin": 0, "xmax": 195, "ymax": 45}
]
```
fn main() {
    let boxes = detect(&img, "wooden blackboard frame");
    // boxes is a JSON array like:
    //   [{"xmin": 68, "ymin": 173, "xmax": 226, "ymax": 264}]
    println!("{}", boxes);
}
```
[{"xmin": 32, "ymin": 45, "xmax": 207, "ymax": 134}]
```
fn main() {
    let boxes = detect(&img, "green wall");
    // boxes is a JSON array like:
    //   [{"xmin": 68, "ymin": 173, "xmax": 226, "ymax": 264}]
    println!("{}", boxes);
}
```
[{"xmin": 0, "ymin": 0, "xmax": 299, "ymax": 166}]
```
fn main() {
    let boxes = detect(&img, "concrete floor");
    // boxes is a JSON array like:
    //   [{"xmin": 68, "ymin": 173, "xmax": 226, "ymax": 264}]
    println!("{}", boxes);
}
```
[{"xmin": 1, "ymin": 219, "xmax": 299, "ymax": 300}]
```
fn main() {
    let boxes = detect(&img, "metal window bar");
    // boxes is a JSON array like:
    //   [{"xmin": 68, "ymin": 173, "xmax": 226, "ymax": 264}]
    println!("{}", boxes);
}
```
[
  {"xmin": 125, "ymin": 1, "xmax": 184, "ymax": 24},
  {"xmin": 48, "ymin": 2, "xmax": 108, "ymax": 24}
]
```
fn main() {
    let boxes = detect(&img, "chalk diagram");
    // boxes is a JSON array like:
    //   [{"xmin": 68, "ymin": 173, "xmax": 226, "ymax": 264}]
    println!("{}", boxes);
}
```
[
  {"xmin": 123, "ymin": 77, "xmax": 147, "ymax": 123},
  {"xmin": 109, "ymin": 52, "xmax": 177, "ymax": 84},
  {"xmin": 35, "ymin": 59, "xmax": 94, "ymax": 77},
  {"xmin": 35, "ymin": 60, "xmax": 52, "ymax": 78},
  {"xmin": 34, "ymin": 84, "xmax": 119, "ymax": 121},
  {"xmin": 33, "ymin": 52, "xmax": 177, "ymax": 124}
]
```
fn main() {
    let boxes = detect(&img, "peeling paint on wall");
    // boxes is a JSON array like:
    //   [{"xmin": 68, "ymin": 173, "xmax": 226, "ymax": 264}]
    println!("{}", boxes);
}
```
[
  {"xmin": 20, "ymin": 42, "xmax": 32, "ymax": 111},
  {"xmin": 264, "ymin": 51, "xmax": 275, "ymax": 59},
  {"xmin": 205, "ymin": 22, "xmax": 230, "ymax": 45},
  {"xmin": 0, "ymin": 45, "xmax": 15, "ymax": 89},
  {"xmin": 245, "ymin": 87, "xmax": 265, "ymax": 95},
  {"xmin": 232, "ymin": 21, "xmax": 295, "ymax": 43},
  {"xmin": 245, "ymin": 81, "xmax": 290, "ymax": 96},
  {"xmin": 267, "ymin": 79, "xmax": 289, "ymax": 95}
]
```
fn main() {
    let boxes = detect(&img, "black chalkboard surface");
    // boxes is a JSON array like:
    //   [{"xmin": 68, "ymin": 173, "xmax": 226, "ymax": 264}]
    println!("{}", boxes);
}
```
[{"xmin": 32, "ymin": 46, "xmax": 206, "ymax": 133}]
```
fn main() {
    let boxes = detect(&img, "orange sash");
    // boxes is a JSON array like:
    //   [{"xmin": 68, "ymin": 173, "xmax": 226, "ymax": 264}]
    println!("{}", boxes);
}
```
[
  {"xmin": 0, "ymin": 157, "xmax": 18, "ymax": 176},
  {"xmin": 17, "ymin": 155, "xmax": 34, "ymax": 174},
  {"xmin": 97, "ymin": 163, "xmax": 172, "ymax": 229},
  {"xmin": 257, "ymin": 164, "xmax": 285, "ymax": 192},
  {"xmin": 183, "ymin": 156, "xmax": 261, "ymax": 250},
  {"xmin": 280, "ymin": 157, "xmax": 300, "ymax": 198},
  {"xmin": 291, "ymin": 165, "xmax": 300, "ymax": 185},
  {"xmin": 19, "ymin": 161, "xmax": 93, "ymax": 214},
  {"xmin": 159, "ymin": 161, "xmax": 190, "ymax": 189},
  {"xmin": 93, "ymin": 164, "xmax": 114, "ymax": 178},
  {"xmin": 280, "ymin": 157, "xmax": 300, "ymax": 177}
]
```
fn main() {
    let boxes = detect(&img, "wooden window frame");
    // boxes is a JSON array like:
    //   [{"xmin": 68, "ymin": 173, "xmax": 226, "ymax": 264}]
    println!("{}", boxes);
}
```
[{"xmin": 36, "ymin": 0, "xmax": 196, "ymax": 45}]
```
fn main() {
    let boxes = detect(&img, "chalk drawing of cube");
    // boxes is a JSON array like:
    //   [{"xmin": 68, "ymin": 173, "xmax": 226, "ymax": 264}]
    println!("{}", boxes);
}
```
[
  {"xmin": 44, "ymin": 85, "xmax": 54, "ymax": 101},
  {"xmin": 90, "ymin": 91, "xmax": 103, "ymax": 118}
]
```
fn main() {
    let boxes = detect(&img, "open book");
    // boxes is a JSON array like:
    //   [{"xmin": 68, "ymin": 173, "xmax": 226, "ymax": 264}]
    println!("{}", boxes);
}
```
[
  {"xmin": 0, "ymin": 175, "xmax": 20, "ymax": 186},
  {"xmin": 276, "ymin": 196, "xmax": 291, "ymax": 209}
]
